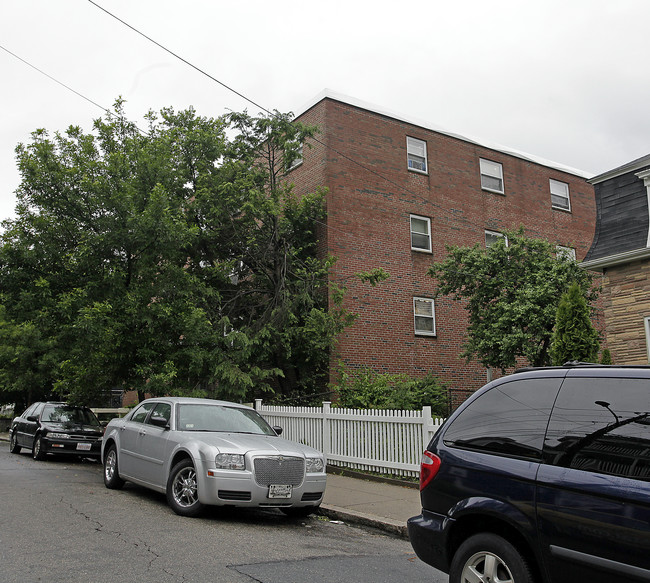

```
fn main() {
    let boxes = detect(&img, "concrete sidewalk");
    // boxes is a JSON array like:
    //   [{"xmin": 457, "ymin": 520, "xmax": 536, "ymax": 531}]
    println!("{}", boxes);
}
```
[{"xmin": 0, "ymin": 432, "xmax": 421, "ymax": 538}]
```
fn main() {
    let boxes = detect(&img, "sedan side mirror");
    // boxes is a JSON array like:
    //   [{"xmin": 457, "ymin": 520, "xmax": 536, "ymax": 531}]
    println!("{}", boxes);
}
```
[
  {"xmin": 27, "ymin": 415, "xmax": 38, "ymax": 422},
  {"xmin": 149, "ymin": 415, "xmax": 170, "ymax": 429},
  {"xmin": 273, "ymin": 426, "xmax": 283, "ymax": 436}
]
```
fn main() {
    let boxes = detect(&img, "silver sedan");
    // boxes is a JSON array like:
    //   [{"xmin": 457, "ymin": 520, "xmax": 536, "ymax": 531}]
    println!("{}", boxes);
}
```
[{"xmin": 101, "ymin": 397, "xmax": 326, "ymax": 517}]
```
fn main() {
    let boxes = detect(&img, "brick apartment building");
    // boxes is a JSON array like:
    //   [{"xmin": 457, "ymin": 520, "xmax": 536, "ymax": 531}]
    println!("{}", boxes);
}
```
[
  {"xmin": 288, "ymin": 91, "xmax": 597, "ymax": 396},
  {"xmin": 581, "ymin": 154, "xmax": 650, "ymax": 365}
]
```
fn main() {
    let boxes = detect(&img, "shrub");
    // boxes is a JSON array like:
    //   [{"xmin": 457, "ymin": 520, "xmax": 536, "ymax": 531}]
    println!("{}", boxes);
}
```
[{"xmin": 334, "ymin": 365, "xmax": 449, "ymax": 416}]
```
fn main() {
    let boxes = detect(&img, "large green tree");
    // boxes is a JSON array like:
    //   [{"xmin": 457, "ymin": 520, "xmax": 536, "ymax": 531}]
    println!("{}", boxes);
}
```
[
  {"xmin": 428, "ymin": 229, "xmax": 599, "ymax": 372},
  {"xmin": 0, "ymin": 102, "xmax": 350, "ymax": 406}
]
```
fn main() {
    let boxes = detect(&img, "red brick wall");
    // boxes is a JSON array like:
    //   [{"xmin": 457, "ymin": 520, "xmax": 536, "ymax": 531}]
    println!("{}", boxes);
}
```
[{"xmin": 291, "ymin": 97, "xmax": 597, "ymax": 399}]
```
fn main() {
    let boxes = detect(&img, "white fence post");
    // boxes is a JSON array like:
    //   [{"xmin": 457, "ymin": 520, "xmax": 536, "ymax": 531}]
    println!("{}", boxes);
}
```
[
  {"xmin": 322, "ymin": 401, "xmax": 331, "ymax": 461},
  {"xmin": 421, "ymin": 405, "xmax": 432, "ymax": 453}
]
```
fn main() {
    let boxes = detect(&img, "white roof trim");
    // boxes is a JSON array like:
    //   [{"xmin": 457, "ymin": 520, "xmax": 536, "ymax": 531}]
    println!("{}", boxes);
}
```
[
  {"xmin": 296, "ymin": 89, "xmax": 591, "ymax": 179},
  {"xmin": 580, "ymin": 247, "xmax": 650, "ymax": 271}
]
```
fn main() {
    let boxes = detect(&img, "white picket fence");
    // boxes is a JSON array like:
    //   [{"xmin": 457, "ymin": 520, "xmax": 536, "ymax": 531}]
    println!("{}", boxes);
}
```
[{"xmin": 254, "ymin": 400, "xmax": 445, "ymax": 478}]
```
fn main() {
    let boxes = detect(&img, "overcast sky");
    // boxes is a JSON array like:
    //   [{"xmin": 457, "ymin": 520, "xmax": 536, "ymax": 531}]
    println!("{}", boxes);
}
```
[{"xmin": 2, "ymin": 0, "xmax": 649, "ymax": 222}]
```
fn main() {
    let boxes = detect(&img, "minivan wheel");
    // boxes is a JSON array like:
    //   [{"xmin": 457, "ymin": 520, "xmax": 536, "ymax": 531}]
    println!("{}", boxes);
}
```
[{"xmin": 450, "ymin": 533, "xmax": 533, "ymax": 583}]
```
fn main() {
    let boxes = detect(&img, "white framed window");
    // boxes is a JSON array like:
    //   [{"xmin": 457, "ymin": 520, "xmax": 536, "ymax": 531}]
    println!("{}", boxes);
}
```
[
  {"xmin": 645, "ymin": 317, "xmax": 650, "ymax": 363},
  {"xmin": 556, "ymin": 245, "xmax": 576, "ymax": 261},
  {"xmin": 410, "ymin": 215, "xmax": 432, "ymax": 252},
  {"xmin": 550, "ymin": 179, "xmax": 571, "ymax": 211},
  {"xmin": 480, "ymin": 159, "xmax": 504, "ymax": 194},
  {"xmin": 414, "ymin": 297, "xmax": 436, "ymax": 336},
  {"xmin": 485, "ymin": 230, "xmax": 508, "ymax": 248},
  {"xmin": 407, "ymin": 137, "xmax": 427, "ymax": 173}
]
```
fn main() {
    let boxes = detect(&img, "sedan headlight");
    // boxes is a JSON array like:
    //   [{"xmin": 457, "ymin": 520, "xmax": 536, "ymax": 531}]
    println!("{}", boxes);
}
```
[
  {"xmin": 48, "ymin": 433, "xmax": 70, "ymax": 439},
  {"xmin": 306, "ymin": 457, "xmax": 324, "ymax": 473},
  {"xmin": 215, "ymin": 453, "xmax": 245, "ymax": 470}
]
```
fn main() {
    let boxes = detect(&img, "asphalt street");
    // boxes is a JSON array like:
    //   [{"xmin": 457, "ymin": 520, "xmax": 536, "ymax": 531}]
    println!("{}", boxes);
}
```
[{"xmin": 0, "ymin": 444, "xmax": 446, "ymax": 583}]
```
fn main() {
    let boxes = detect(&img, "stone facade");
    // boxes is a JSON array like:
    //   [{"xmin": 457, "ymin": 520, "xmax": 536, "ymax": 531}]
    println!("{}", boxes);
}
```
[{"xmin": 602, "ymin": 261, "xmax": 650, "ymax": 364}]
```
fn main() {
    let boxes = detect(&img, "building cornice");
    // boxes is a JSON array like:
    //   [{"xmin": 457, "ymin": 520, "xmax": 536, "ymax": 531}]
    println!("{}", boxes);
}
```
[
  {"xmin": 589, "ymin": 155, "xmax": 650, "ymax": 185},
  {"xmin": 296, "ymin": 89, "xmax": 592, "ymax": 179},
  {"xmin": 580, "ymin": 247, "xmax": 650, "ymax": 271}
]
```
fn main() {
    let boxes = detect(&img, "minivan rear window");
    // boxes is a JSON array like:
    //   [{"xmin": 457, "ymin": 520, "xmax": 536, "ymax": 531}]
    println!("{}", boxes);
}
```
[{"xmin": 443, "ymin": 378, "xmax": 562, "ymax": 460}]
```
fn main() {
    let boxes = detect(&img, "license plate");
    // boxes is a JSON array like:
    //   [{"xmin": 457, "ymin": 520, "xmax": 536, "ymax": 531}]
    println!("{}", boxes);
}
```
[
  {"xmin": 268, "ymin": 484, "xmax": 292, "ymax": 499},
  {"xmin": 76, "ymin": 443, "xmax": 92, "ymax": 451}
]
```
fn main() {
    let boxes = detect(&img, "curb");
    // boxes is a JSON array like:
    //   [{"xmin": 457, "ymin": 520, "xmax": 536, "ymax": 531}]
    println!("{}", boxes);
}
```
[{"xmin": 318, "ymin": 504, "xmax": 409, "ymax": 539}]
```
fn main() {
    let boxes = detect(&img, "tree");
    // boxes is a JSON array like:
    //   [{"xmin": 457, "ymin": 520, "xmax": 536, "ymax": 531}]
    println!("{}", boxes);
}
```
[
  {"xmin": 428, "ymin": 228, "xmax": 598, "ymax": 372},
  {"xmin": 550, "ymin": 282, "xmax": 600, "ymax": 365},
  {"xmin": 0, "ymin": 102, "xmax": 351, "ymax": 406}
]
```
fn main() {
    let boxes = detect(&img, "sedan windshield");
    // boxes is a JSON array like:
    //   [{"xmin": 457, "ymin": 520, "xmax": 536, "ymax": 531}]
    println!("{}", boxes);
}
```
[
  {"xmin": 42, "ymin": 405, "xmax": 101, "ymax": 426},
  {"xmin": 177, "ymin": 404, "xmax": 276, "ymax": 435}
]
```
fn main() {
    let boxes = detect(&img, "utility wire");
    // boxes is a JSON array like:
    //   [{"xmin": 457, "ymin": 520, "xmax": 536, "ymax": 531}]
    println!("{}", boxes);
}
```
[
  {"xmin": 0, "ymin": 43, "xmax": 148, "ymax": 135},
  {"xmin": 88, "ymin": 0, "xmax": 272, "ymax": 117},
  {"xmin": 86, "ymin": 0, "xmax": 444, "ymax": 214},
  {"xmin": 0, "ymin": 44, "xmax": 109, "ymax": 118}
]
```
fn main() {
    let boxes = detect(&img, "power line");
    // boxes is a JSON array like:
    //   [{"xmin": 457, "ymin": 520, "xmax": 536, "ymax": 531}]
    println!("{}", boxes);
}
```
[
  {"xmin": 0, "ymin": 43, "xmax": 148, "ymax": 135},
  {"xmin": 87, "ymin": 0, "xmax": 272, "ymax": 117},
  {"xmin": 86, "ymin": 1, "xmax": 444, "ymax": 215}
]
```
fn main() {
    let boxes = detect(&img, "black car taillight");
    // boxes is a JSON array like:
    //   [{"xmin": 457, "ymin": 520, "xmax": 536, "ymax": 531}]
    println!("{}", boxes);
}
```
[{"xmin": 419, "ymin": 450, "xmax": 441, "ymax": 491}]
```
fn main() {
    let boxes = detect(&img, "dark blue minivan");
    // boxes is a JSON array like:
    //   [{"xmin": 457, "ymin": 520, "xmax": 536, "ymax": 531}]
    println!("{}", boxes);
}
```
[{"xmin": 408, "ymin": 365, "xmax": 650, "ymax": 583}]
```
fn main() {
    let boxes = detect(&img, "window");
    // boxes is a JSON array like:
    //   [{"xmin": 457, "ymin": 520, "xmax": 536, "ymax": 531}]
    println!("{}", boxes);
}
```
[
  {"xmin": 407, "ymin": 137, "xmax": 427, "ymax": 173},
  {"xmin": 550, "ymin": 179, "xmax": 570, "ymax": 211},
  {"xmin": 410, "ymin": 215, "xmax": 432, "ymax": 252},
  {"xmin": 130, "ymin": 402, "xmax": 156, "ymax": 424},
  {"xmin": 645, "ymin": 317, "xmax": 650, "ymax": 363},
  {"xmin": 147, "ymin": 402, "xmax": 172, "ymax": 426},
  {"xmin": 414, "ymin": 297, "xmax": 436, "ymax": 336},
  {"xmin": 544, "ymin": 378, "xmax": 650, "ymax": 479},
  {"xmin": 485, "ymin": 230, "xmax": 508, "ymax": 248},
  {"xmin": 480, "ymin": 159, "xmax": 504, "ymax": 193},
  {"xmin": 556, "ymin": 245, "xmax": 576, "ymax": 261},
  {"xmin": 286, "ymin": 142, "xmax": 303, "ymax": 171},
  {"xmin": 443, "ymin": 378, "xmax": 563, "ymax": 460}
]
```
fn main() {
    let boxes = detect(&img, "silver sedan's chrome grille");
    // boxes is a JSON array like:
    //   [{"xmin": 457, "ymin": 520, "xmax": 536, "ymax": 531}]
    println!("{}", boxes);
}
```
[{"xmin": 253, "ymin": 456, "xmax": 304, "ymax": 486}]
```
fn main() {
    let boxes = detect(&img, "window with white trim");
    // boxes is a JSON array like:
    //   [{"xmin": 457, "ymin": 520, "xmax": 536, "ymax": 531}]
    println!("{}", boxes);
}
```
[
  {"xmin": 550, "ymin": 179, "xmax": 570, "ymax": 211},
  {"xmin": 407, "ymin": 137, "xmax": 427, "ymax": 173},
  {"xmin": 480, "ymin": 159, "xmax": 504, "ymax": 193},
  {"xmin": 410, "ymin": 215, "xmax": 432, "ymax": 252},
  {"xmin": 556, "ymin": 245, "xmax": 576, "ymax": 261},
  {"xmin": 646, "ymin": 317, "xmax": 650, "ymax": 363},
  {"xmin": 485, "ymin": 230, "xmax": 508, "ymax": 248},
  {"xmin": 414, "ymin": 297, "xmax": 436, "ymax": 336}
]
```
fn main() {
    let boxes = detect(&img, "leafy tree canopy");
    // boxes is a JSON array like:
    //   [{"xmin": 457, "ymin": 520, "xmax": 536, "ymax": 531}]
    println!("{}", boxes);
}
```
[
  {"xmin": 0, "ymin": 102, "xmax": 352, "ymax": 406},
  {"xmin": 428, "ymin": 228, "xmax": 599, "ymax": 372}
]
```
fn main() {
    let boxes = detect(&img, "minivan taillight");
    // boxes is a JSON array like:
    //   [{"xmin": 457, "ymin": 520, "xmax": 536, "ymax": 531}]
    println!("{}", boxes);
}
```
[{"xmin": 419, "ymin": 450, "xmax": 441, "ymax": 491}]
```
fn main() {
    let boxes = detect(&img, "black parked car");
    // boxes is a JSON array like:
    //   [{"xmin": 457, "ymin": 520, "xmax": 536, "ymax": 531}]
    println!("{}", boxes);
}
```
[
  {"xmin": 408, "ymin": 365, "xmax": 650, "ymax": 583},
  {"xmin": 9, "ymin": 402, "xmax": 103, "ymax": 460}
]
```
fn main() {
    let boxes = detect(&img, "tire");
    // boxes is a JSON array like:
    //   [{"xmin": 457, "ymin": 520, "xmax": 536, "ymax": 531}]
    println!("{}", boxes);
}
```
[
  {"xmin": 32, "ymin": 435, "xmax": 47, "ymax": 461},
  {"xmin": 449, "ymin": 533, "xmax": 534, "ymax": 583},
  {"xmin": 166, "ymin": 459, "xmax": 205, "ymax": 517},
  {"xmin": 281, "ymin": 505, "xmax": 320, "ymax": 518},
  {"xmin": 9, "ymin": 432, "xmax": 21, "ymax": 454},
  {"xmin": 103, "ymin": 445, "xmax": 125, "ymax": 489}
]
